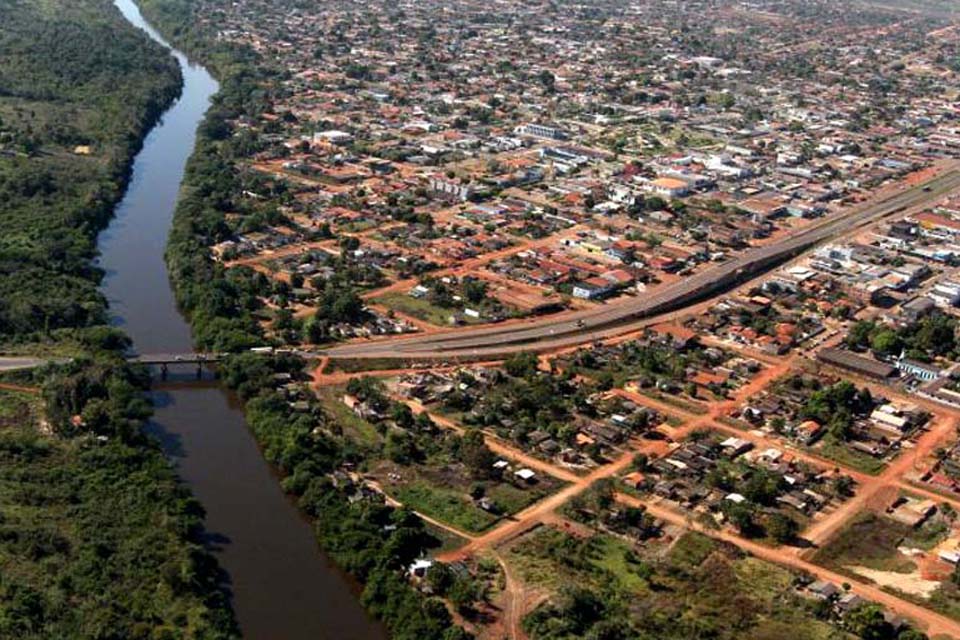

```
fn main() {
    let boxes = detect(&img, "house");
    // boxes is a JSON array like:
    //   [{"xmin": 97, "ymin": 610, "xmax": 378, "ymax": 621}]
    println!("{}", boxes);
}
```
[
  {"xmin": 623, "ymin": 472, "xmax": 646, "ymax": 490},
  {"xmin": 869, "ymin": 404, "xmax": 912, "ymax": 434},
  {"xmin": 895, "ymin": 355, "xmax": 941, "ymax": 382},
  {"xmin": 575, "ymin": 432, "xmax": 597, "ymax": 448},
  {"xmin": 601, "ymin": 269, "xmax": 635, "ymax": 287},
  {"xmin": 647, "ymin": 177, "xmax": 690, "ymax": 198},
  {"xmin": 428, "ymin": 175, "xmax": 475, "ymax": 202},
  {"xmin": 651, "ymin": 323, "xmax": 700, "ymax": 350},
  {"xmin": 527, "ymin": 430, "xmax": 552, "ymax": 446},
  {"xmin": 514, "ymin": 468, "xmax": 537, "ymax": 483},
  {"xmin": 817, "ymin": 348, "xmax": 896, "ymax": 379},
  {"xmin": 653, "ymin": 480, "xmax": 678, "ymax": 499},
  {"xmin": 719, "ymin": 437, "xmax": 753, "ymax": 458},
  {"xmin": 477, "ymin": 497, "xmax": 498, "ymax": 513},
  {"xmin": 836, "ymin": 593, "xmax": 866, "ymax": 616},
  {"xmin": 739, "ymin": 195, "xmax": 787, "ymax": 219},
  {"xmin": 901, "ymin": 296, "xmax": 935, "ymax": 322},
  {"xmin": 539, "ymin": 439, "xmax": 561, "ymax": 455},
  {"xmin": 409, "ymin": 284, "xmax": 430, "ymax": 299},
  {"xmin": 777, "ymin": 492, "xmax": 809, "ymax": 513},
  {"xmin": 931, "ymin": 281, "xmax": 960, "ymax": 307},
  {"xmin": 796, "ymin": 420, "xmax": 825, "ymax": 444},
  {"xmin": 515, "ymin": 123, "xmax": 568, "ymax": 140},
  {"xmin": 313, "ymin": 129, "xmax": 353, "ymax": 145},
  {"xmin": 573, "ymin": 277, "xmax": 616, "ymax": 300},
  {"xmin": 807, "ymin": 580, "xmax": 840, "ymax": 600},
  {"xmin": 408, "ymin": 559, "xmax": 434, "ymax": 579},
  {"xmin": 888, "ymin": 497, "xmax": 936, "ymax": 527}
]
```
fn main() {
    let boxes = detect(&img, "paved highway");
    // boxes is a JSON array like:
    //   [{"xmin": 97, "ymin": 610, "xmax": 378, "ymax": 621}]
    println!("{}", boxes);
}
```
[{"xmin": 324, "ymin": 169, "xmax": 960, "ymax": 359}]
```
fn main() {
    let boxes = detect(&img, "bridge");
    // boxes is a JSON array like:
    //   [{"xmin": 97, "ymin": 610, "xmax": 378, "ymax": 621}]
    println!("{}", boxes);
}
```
[
  {"xmin": 322, "ymin": 168, "xmax": 960, "ymax": 359},
  {"xmin": 127, "ymin": 353, "xmax": 227, "ymax": 380},
  {"xmin": 128, "ymin": 353, "xmax": 226, "ymax": 365},
  {"xmin": 0, "ymin": 353, "xmax": 224, "ymax": 383}
]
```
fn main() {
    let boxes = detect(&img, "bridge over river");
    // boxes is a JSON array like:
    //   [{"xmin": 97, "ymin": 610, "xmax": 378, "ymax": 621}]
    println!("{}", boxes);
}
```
[{"xmin": 129, "ymin": 353, "xmax": 225, "ymax": 365}]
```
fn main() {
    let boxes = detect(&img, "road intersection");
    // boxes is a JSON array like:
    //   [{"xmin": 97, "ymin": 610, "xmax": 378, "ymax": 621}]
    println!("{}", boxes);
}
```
[{"xmin": 313, "ymin": 345, "xmax": 960, "ymax": 638}]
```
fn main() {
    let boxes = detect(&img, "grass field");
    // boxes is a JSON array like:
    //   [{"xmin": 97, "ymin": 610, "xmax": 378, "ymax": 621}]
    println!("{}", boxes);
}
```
[
  {"xmin": 386, "ymin": 461, "xmax": 563, "ymax": 534},
  {"xmin": 316, "ymin": 385, "xmax": 383, "ymax": 447},
  {"xmin": 395, "ymin": 481, "xmax": 499, "ymax": 533},
  {"xmin": 814, "ymin": 510, "xmax": 960, "ymax": 621},
  {"xmin": 642, "ymin": 390, "xmax": 707, "ymax": 415},
  {"xmin": 813, "ymin": 440, "xmax": 887, "ymax": 476},
  {"xmin": 813, "ymin": 512, "xmax": 916, "ymax": 573},
  {"xmin": 424, "ymin": 522, "xmax": 470, "ymax": 555},
  {"xmin": 587, "ymin": 535, "xmax": 650, "ymax": 592},
  {"xmin": 374, "ymin": 292, "xmax": 462, "ymax": 327}
]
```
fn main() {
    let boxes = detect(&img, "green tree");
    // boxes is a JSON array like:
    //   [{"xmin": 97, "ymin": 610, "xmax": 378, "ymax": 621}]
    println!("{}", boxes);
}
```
[
  {"xmin": 448, "ymin": 576, "xmax": 483, "ymax": 613},
  {"xmin": 743, "ymin": 469, "xmax": 782, "ymax": 506},
  {"xmin": 504, "ymin": 351, "xmax": 539, "ymax": 378},
  {"xmin": 463, "ymin": 278, "xmax": 488, "ymax": 305},
  {"xmin": 460, "ymin": 429, "xmax": 496, "ymax": 479},
  {"xmin": 722, "ymin": 500, "xmax": 757, "ymax": 535},
  {"xmin": 846, "ymin": 603, "xmax": 895, "ymax": 640},
  {"xmin": 384, "ymin": 431, "xmax": 420, "ymax": 464},
  {"xmin": 425, "ymin": 563, "xmax": 454, "ymax": 595},
  {"xmin": 766, "ymin": 513, "xmax": 799, "ymax": 543},
  {"xmin": 391, "ymin": 403, "xmax": 416, "ymax": 429},
  {"xmin": 538, "ymin": 70, "xmax": 556, "ymax": 90},
  {"xmin": 870, "ymin": 329, "xmax": 902, "ymax": 357}
]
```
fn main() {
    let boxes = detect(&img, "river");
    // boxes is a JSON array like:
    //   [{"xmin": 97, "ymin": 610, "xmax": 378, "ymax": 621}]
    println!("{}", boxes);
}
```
[{"xmin": 99, "ymin": 2, "xmax": 386, "ymax": 638}]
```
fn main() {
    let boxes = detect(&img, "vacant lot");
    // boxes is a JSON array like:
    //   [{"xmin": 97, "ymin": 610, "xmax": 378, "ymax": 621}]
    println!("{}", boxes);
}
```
[
  {"xmin": 506, "ymin": 526, "xmax": 846, "ymax": 640},
  {"xmin": 813, "ymin": 439, "xmax": 887, "ymax": 476},
  {"xmin": 814, "ymin": 512, "xmax": 916, "ymax": 573},
  {"xmin": 375, "ymin": 292, "xmax": 469, "ymax": 327},
  {"xmin": 814, "ymin": 510, "xmax": 960, "ymax": 620},
  {"xmin": 317, "ymin": 384, "xmax": 383, "ymax": 447},
  {"xmin": 372, "ymin": 459, "xmax": 563, "ymax": 534}
]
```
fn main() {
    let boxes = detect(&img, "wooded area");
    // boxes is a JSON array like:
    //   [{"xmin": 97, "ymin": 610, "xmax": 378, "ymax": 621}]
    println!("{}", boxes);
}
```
[
  {"xmin": 0, "ymin": 1, "xmax": 237, "ymax": 636},
  {"xmin": 0, "ymin": 0, "xmax": 180, "ymax": 341}
]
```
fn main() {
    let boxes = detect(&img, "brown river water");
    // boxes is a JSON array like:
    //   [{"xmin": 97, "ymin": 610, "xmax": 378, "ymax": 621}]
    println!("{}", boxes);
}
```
[{"xmin": 98, "ymin": 2, "xmax": 386, "ymax": 638}]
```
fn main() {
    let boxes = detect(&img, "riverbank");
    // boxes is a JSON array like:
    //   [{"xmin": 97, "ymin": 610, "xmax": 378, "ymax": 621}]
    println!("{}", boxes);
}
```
[
  {"xmin": 102, "ymin": 1, "xmax": 392, "ymax": 637},
  {"xmin": 129, "ymin": 1, "xmax": 474, "ymax": 637}
]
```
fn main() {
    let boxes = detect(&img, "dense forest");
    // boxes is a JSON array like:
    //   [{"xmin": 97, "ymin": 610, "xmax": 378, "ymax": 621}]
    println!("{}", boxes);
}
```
[
  {"xmin": 0, "ymin": 1, "xmax": 237, "ymax": 636},
  {"xmin": 0, "ymin": 0, "xmax": 180, "ymax": 340},
  {"xmin": 0, "ymin": 352, "xmax": 236, "ymax": 639}
]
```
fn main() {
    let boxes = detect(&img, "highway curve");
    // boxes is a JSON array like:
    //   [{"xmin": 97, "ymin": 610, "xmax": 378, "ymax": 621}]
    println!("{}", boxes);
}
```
[{"xmin": 324, "ymin": 169, "xmax": 960, "ymax": 359}]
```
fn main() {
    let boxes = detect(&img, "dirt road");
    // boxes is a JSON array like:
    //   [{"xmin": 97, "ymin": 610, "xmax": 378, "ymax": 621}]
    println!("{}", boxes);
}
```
[{"xmin": 438, "ymin": 450, "xmax": 637, "ymax": 562}]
